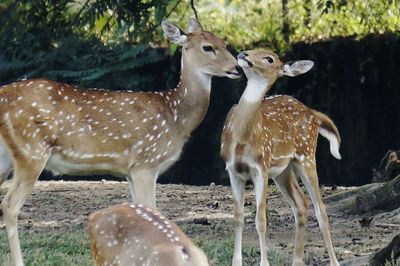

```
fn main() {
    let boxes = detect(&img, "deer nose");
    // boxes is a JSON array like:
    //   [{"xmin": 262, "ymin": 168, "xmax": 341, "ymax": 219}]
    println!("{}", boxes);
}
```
[{"xmin": 237, "ymin": 52, "xmax": 247, "ymax": 60}]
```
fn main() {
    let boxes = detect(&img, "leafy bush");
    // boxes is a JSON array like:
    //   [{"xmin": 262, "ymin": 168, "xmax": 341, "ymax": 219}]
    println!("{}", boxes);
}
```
[
  {"xmin": 168, "ymin": 0, "xmax": 400, "ymax": 51},
  {"xmin": 0, "ymin": 1, "xmax": 175, "ymax": 89}
]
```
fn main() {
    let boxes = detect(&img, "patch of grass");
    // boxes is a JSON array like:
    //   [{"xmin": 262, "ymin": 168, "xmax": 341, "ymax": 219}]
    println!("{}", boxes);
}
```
[
  {"xmin": 1, "ymin": 230, "xmax": 290, "ymax": 266},
  {"xmin": 196, "ymin": 238, "xmax": 290, "ymax": 266},
  {"xmin": 0, "ymin": 230, "xmax": 92, "ymax": 266}
]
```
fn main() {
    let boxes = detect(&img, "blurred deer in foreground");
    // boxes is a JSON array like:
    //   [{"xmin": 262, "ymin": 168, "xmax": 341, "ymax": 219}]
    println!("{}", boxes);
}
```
[
  {"xmin": 0, "ymin": 18, "xmax": 240, "ymax": 265},
  {"xmin": 88, "ymin": 203, "xmax": 209, "ymax": 266},
  {"xmin": 221, "ymin": 48, "xmax": 341, "ymax": 266}
]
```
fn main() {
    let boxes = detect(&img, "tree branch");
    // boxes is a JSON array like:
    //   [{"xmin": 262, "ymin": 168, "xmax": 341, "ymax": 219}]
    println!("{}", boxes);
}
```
[
  {"xmin": 72, "ymin": 0, "xmax": 91, "ymax": 26},
  {"xmin": 100, "ymin": 13, "xmax": 115, "ymax": 37},
  {"xmin": 190, "ymin": 0, "xmax": 198, "ymax": 20},
  {"xmin": 162, "ymin": 0, "xmax": 183, "ymax": 21}
]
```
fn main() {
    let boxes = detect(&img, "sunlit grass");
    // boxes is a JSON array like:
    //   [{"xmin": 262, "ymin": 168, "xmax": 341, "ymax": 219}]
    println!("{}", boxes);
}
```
[
  {"xmin": 197, "ymin": 238, "xmax": 290, "ymax": 266},
  {"xmin": 0, "ymin": 231, "xmax": 92, "ymax": 266},
  {"xmin": 0, "ymin": 229, "xmax": 291, "ymax": 266}
]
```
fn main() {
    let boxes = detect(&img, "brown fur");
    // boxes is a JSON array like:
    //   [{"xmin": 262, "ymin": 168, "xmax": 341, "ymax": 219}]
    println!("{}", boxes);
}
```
[{"xmin": 88, "ymin": 203, "xmax": 209, "ymax": 266}]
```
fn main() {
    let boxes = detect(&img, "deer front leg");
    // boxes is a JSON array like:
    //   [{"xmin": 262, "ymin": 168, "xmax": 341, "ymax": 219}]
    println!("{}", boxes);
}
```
[
  {"xmin": 254, "ymin": 170, "xmax": 270, "ymax": 266},
  {"xmin": 228, "ymin": 168, "xmax": 245, "ymax": 266},
  {"xmin": 2, "ymin": 158, "xmax": 48, "ymax": 266},
  {"xmin": 129, "ymin": 168, "xmax": 158, "ymax": 208}
]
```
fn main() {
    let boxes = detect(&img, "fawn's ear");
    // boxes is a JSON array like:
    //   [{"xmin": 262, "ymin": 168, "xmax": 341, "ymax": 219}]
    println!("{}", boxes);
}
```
[
  {"xmin": 187, "ymin": 18, "xmax": 203, "ymax": 33},
  {"xmin": 162, "ymin": 20, "xmax": 187, "ymax": 46},
  {"xmin": 279, "ymin": 60, "xmax": 314, "ymax": 77}
]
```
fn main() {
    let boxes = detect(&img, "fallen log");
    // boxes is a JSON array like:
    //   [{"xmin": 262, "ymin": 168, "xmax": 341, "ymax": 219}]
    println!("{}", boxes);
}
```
[
  {"xmin": 324, "ymin": 175, "xmax": 400, "ymax": 216},
  {"xmin": 374, "ymin": 223, "xmax": 400, "ymax": 229}
]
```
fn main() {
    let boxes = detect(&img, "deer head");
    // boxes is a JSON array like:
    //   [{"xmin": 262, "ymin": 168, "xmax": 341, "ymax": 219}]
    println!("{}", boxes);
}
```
[
  {"xmin": 162, "ymin": 19, "xmax": 241, "ymax": 80},
  {"xmin": 238, "ymin": 48, "xmax": 314, "ymax": 85}
]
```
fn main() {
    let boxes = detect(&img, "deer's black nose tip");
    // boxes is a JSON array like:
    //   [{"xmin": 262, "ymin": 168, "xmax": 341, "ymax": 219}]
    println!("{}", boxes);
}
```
[{"xmin": 237, "ymin": 52, "xmax": 246, "ymax": 60}]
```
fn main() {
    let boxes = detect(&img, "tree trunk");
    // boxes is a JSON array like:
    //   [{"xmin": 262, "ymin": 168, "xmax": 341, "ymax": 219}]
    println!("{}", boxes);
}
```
[
  {"xmin": 281, "ymin": 0, "xmax": 289, "ymax": 44},
  {"xmin": 304, "ymin": 0, "xmax": 311, "ymax": 29}
]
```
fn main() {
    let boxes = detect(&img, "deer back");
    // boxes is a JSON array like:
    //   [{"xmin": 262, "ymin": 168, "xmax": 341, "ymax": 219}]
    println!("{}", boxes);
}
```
[{"xmin": 88, "ymin": 203, "xmax": 209, "ymax": 266}]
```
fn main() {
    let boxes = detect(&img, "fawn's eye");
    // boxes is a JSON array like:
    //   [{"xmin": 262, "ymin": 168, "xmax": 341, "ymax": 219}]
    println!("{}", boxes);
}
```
[
  {"xmin": 264, "ymin": 56, "xmax": 274, "ymax": 64},
  {"xmin": 202, "ymin": 45, "xmax": 215, "ymax": 53}
]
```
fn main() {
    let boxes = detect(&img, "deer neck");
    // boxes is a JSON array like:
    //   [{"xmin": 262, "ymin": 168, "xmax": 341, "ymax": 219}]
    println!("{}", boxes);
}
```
[
  {"xmin": 169, "ymin": 55, "xmax": 212, "ymax": 136},
  {"xmin": 232, "ymin": 78, "xmax": 270, "ymax": 142}
]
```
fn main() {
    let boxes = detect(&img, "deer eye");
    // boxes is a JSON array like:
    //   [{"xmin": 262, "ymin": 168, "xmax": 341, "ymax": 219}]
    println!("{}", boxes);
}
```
[
  {"xmin": 202, "ymin": 45, "xmax": 215, "ymax": 53},
  {"xmin": 264, "ymin": 56, "xmax": 274, "ymax": 64}
]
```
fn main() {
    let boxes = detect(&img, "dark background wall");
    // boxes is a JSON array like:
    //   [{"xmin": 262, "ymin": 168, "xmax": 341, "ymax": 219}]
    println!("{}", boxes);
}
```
[{"xmin": 160, "ymin": 33, "xmax": 400, "ymax": 186}]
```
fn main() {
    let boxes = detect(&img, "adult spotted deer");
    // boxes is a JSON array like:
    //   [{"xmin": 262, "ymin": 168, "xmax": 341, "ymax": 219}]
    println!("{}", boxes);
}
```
[
  {"xmin": 88, "ymin": 203, "xmax": 209, "ymax": 266},
  {"xmin": 0, "ymin": 18, "xmax": 240, "ymax": 265},
  {"xmin": 221, "ymin": 49, "xmax": 341, "ymax": 266}
]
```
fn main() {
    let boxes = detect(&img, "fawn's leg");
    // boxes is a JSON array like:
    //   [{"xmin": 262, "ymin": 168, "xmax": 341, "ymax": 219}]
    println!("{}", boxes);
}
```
[
  {"xmin": 228, "ymin": 167, "xmax": 245, "ymax": 266},
  {"xmin": 254, "ymin": 170, "xmax": 270, "ymax": 266},
  {"xmin": 274, "ymin": 167, "xmax": 308, "ymax": 266},
  {"xmin": 295, "ymin": 163, "xmax": 339, "ymax": 266}
]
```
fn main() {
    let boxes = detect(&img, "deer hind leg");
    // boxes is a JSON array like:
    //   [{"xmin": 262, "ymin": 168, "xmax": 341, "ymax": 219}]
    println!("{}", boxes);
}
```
[
  {"xmin": 227, "ymin": 167, "xmax": 245, "ymax": 266},
  {"xmin": 274, "ymin": 167, "xmax": 308, "ymax": 266},
  {"xmin": 129, "ymin": 168, "xmax": 158, "ymax": 208},
  {"xmin": 2, "ymin": 157, "xmax": 48, "ymax": 266},
  {"xmin": 253, "ymin": 169, "xmax": 270, "ymax": 266},
  {"xmin": 294, "ymin": 163, "xmax": 339, "ymax": 266}
]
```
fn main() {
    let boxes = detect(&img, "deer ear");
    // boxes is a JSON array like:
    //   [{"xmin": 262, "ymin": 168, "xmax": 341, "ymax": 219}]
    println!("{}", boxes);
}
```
[
  {"xmin": 187, "ymin": 18, "xmax": 203, "ymax": 33},
  {"xmin": 280, "ymin": 60, "xmax": 314, "ymax": 77},
  {"xmin": 162, "ymin": 20, "xmax": 188, "ymax": 46}
]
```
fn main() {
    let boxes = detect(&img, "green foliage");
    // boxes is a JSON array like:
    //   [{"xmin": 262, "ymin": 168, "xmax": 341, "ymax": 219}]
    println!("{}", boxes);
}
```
[
  {"xmin": 0, "ymin": 35, "xmax": 168, "ymax": 90},
  {"xmin": 0, "ymin": 0, "xmax": 183, "ymax": 94},
  {"xmin": 0, "ymin": 0, "xmax": 174, "ymax": 89},
  {"xmin": 168, "ymin": 0, "xmax": 400, "ymax": 51},
  {"xmin": 72, "ymin": 0, "xmax": 178, "ymax": 43},
  {"xmin": 0, "ymin": 0, "xmax": 177, "ymax": 44},
  {"xmin": 43, "ymin": 40, "xmax": 167, "ymax": 90}
]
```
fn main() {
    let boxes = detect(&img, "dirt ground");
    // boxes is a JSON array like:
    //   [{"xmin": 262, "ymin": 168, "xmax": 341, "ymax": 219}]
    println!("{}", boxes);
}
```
[{"xmin": 0, "ymin": 180, "xmax": 398, "ymax": 265}]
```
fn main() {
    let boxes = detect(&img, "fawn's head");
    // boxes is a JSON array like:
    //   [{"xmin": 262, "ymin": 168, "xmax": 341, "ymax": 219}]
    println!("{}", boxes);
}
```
[
  {"xmin": 237, "ymin": 48, "xmax": 314, "ymax": 85},
  {"xmin": 162, "ymin": 18, "xmax": 240, "ymax": 79}
]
